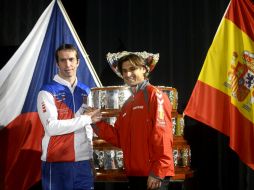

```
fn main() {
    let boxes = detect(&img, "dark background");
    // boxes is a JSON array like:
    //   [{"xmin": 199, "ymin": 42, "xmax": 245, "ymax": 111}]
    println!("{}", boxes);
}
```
[{"xmin": 1, "ymin": 0, "xmax": 254, "ymax": 189}]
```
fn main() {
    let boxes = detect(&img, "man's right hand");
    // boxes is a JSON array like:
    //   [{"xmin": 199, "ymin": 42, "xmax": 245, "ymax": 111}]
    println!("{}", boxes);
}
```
[{"xmin": 83, "ymin": 108, "xmax": 102, "ymax": 124}]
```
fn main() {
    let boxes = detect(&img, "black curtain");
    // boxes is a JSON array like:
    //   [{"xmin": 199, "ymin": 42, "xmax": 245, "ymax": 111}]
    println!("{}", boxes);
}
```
[{"xmin": 1, "ymin": 0, "xmax": 254, "ymax": 190}]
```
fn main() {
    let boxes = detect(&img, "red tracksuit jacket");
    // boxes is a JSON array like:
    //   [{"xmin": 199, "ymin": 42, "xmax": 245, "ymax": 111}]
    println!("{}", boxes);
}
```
[{"xmin": 94, "ymin": 82, "xmax": 174, "ymax": 178}]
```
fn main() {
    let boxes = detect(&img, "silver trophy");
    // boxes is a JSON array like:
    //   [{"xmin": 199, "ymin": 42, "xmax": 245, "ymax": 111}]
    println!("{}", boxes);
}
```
[
  {"xmin": 104, "ymin": 150, "xmax": 117, "ymax": 170},
  {"xmin": 115, "ymin": 150, "xmax": 124, "ymax": 169},
  {"xmin": 93, "ymin": 150, "xmax": 104, "ymax": 169}
]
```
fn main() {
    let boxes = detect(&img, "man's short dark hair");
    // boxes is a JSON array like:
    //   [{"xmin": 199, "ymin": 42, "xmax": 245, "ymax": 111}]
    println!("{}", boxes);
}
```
[
  {"xmin": 55, "ymin": 44, "xmax": 79, "ymax": 62},
  {"xmin": 117, "ymin": 54, "xmax": 148, "ymax": 76}
]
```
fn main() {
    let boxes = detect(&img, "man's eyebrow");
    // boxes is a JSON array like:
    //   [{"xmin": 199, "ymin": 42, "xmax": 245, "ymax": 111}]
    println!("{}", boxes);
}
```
[{"xmin": 59, "ymin": 57, "xmax": 75, "ymax": 60}]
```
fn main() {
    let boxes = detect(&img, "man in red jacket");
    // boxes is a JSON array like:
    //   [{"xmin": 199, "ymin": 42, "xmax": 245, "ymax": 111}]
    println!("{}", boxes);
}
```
[{"xmin": 93, "ymin": 51, "xmax": 174, "ymax": 190}]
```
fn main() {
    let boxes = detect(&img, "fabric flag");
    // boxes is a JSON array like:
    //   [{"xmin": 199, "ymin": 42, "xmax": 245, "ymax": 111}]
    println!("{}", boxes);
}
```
[
  {"xmin": 0, "ymin": 0, "xmax": 102, "ymax": 189},
  {"xmin": 184, "ymin": 0, "xmax": 254, "ymax": 170}
]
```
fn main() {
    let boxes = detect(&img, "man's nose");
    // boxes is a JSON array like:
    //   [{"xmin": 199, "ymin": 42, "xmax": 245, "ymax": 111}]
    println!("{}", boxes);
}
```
[
  {"xmin": 65, "ymin": 60, "xmax": 72, "ymax": 66},
  {"xmin": 125, "ymin": 71, "xmax": 132, "ymax": 77}
]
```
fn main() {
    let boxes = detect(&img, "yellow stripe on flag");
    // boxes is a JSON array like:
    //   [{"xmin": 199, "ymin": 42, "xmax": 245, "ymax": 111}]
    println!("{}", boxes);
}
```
[{"xmin": 199, "ymin": 18, "xmax": 254, "ymax": 123}]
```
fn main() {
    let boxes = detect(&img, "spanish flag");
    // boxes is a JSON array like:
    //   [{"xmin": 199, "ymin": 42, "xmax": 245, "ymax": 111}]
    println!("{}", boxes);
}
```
[{"xmin": 184, "ymin": 0, "xmax": 254, "ymax": 170}]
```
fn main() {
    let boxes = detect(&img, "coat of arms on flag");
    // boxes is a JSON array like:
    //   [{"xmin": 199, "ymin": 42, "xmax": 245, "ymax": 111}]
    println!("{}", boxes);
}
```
[{"xmin": 226, "ymin": 51, "xmax": 254, "ymax": 106}]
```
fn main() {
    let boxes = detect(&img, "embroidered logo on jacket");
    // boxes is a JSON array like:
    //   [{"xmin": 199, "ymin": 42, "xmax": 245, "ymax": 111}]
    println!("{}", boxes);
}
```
[
  {"xmin": 132, "ymin": 105, "xmax": 144, "ymax": 110},
  {"xmin": 41, "ymin": 101, "xmax": 47, "ymax": 113},
  {"xmin": 156, "ymin": 91, "xmax": 166, "ymax": 126},
  {"xmin": 54, "ymin": 92, "xmax": 66, "ymax": 102}
]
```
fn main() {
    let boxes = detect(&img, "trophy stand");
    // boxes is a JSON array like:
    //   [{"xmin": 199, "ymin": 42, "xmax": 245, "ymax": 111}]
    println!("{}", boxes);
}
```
[{"xmin": 90, "ymin": 86, "xmax": 195, "ymax": 185}]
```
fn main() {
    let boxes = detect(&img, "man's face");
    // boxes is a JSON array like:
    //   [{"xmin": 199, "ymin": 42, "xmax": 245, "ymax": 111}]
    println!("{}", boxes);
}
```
[
  {"xmin": 57, "ymin": 49, "xmax": 79, "ymax": 81},
  {"xmin": 121, "ymin": 60, "xmax": 146, "ymax": 86}
]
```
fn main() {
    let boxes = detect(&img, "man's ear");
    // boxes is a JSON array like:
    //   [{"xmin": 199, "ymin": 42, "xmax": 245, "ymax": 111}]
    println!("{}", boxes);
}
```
[{"xmin": 142, "ymin": 66, "xmax": 148, "ymax": 73}]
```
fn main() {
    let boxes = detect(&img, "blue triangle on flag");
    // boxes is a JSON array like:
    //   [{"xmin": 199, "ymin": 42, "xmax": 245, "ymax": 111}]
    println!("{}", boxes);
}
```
[{"xmin": 22, "ymin": 1, "xmax": 99, "ymax": 113}]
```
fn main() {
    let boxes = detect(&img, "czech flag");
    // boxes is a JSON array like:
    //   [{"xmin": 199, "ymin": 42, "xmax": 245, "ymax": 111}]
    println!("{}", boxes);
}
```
[
  {"xmin": 0, "ymin": 0, "xmax": 101, "ymax": 189},
  {"xmin": 184, "ymin": 0, "xmax": 254, "ymax": 170}
]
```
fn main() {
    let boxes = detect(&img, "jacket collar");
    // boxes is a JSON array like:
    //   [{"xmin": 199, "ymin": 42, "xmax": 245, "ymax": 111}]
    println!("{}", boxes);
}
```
[
  {"xmin": 130, "ymin": 79, "xmax": 149, "ymax": 94},
  {"xmin": 53, "ymin": 74, "xmax": 78, "ymax": 93}
]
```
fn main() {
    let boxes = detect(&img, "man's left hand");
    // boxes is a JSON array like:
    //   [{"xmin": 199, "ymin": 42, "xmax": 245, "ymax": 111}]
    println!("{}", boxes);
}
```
[{"xmin": 147, "ymin": 175, "xmax": 162, "ymax": 190}]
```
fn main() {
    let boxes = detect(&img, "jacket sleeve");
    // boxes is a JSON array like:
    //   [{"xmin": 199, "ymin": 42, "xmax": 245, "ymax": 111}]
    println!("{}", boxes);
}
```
[
  {"xmin": 93, "ymin": 117, "xmax": 121, "ymax": 148},
  {"xmin": 37, "ymin": 90, "xmax": 92, "ymax": 136},
  {"xmin": 148, "ymin": 90, "xmax": 175, "ymax": 178}
]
